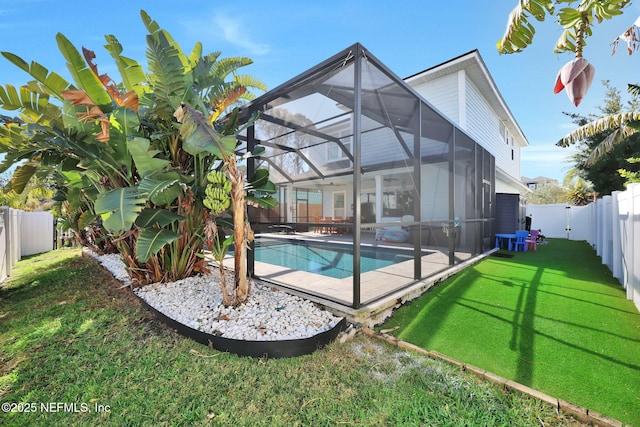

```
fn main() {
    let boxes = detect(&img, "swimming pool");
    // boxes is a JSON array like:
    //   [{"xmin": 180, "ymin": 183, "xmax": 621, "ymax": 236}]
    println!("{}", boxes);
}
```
[{"xmin": 251, "ymin": 239, "xmax": 426, "ymax": 279}]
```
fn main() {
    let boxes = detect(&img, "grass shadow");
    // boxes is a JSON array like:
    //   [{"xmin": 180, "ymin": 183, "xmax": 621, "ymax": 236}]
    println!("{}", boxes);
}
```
[
  {"xmin": 378, "ymin": 239, "xmax": 640, "ymax": 425},
  {"xmin": 1, "ymin": 249, "xmax": 583, "ymax": 426}
]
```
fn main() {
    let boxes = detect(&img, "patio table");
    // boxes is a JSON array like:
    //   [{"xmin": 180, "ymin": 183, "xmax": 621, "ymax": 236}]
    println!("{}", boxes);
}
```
[{"xmin": 495, "ymin": 233, "xmax": 517, "ymax": 251}]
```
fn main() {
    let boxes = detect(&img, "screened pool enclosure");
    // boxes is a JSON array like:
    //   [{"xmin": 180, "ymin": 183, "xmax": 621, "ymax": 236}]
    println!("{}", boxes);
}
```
[{"xmin": 233, "ymin": 43, "xmax": 495, "ymax": 309}]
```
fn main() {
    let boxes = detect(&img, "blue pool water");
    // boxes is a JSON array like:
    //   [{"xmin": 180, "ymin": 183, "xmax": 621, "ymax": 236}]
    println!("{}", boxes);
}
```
[{"xmin": 251, "ymin": 239, "xmax": 425, "ymax": 279}]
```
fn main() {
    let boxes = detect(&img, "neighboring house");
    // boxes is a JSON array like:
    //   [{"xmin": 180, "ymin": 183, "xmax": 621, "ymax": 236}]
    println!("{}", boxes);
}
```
[{"xmin": 521, "ymin": 176, "xmax": 559, "ymax": 190}]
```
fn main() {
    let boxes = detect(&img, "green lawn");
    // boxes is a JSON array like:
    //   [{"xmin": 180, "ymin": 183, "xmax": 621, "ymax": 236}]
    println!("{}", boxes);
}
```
[
  {"xmin": 379, "ymin": 239, "xmax": 640, "ymax": 426},
  {"xmin": 0, "ymin": 249, "xmax": 585, "ymax": 426}
]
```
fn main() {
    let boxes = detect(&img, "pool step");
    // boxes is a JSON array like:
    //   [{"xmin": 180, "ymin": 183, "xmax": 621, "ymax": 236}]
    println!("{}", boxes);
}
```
[{"xmin": 393, "ymin": 254, "xmax": 413, "ymax": 263}]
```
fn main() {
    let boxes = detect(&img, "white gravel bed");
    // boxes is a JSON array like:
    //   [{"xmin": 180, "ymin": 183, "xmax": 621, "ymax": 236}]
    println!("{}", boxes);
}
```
[{"xmin": 85, "ymin": 249, "xmax": 343, "ymax": 341}]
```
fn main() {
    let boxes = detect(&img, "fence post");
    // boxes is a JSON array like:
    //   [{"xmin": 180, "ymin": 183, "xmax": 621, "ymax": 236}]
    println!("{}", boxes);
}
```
[
  {"xmin": 601, "ymin": 196, "xmax": 612, "ymax": 270},
  {"xmin": 630, "ymin": 184, "xmax": 640, "ymax": 309},
  {"xmin": 0, "ymin": 207, "xmax": 6, "ymax": 281},
  {"xmin": 611, "ymin": 192, "xmax": 620, "ymax": 279},
  {"xmin": 587, "ymin": 203, "xmax": 595, "ymax": 247},
  {"xmin": 2, "ymin": 207, "xmax": 11, "ymax": 277}
]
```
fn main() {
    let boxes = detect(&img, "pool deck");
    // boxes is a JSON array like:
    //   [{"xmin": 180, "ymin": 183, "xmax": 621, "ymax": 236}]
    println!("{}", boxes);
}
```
[{"xmin": 222, "ymin": 231, "xmax": 483, "ymax": 326}]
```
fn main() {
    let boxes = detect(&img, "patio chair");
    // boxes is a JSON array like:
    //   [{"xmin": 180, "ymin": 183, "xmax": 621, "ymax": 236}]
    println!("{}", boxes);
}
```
[
  {"xmin": 513, "ymin": 230, "xmax": 528, "ymax": 252},
  {"xmin": 526, "ymin": 229, "xmax": 539, "ymax": 251}
]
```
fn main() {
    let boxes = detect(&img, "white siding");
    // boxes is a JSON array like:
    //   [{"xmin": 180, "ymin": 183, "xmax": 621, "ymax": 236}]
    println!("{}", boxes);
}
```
[
  {"xmin": 464, "ymin": 77, "xmax": 520, "ymax": 179},
  {"xmin": 496, "ymin": 178, "xmax": 525, "ymax": 194},
  {"xmin": 409, "ymin": 73, "xmax": 521, "ymax": 185},
  {"xmin": 411, "ymin": 74, "xmax": 460, "ymax": 124},
  {"xmin": 420, "ymin": 163, "xmax": 449, "ymax": 221}
]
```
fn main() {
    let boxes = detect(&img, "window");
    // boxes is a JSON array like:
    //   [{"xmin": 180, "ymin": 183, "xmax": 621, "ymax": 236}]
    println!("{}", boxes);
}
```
[
  {"xmin": 332, "ymin": 191, "xmax": 346, "ymax": 219},
  {"xmin": 499, "ymin": 122, "xmax": 508, "ymax": 145},
  {"xmin": 327, "ymin": 130, "xmax": 352, "ymax": 161},
  {"xmin": 500, "ymin": 122, "xmax": 514, "ymax": 146},
  {"xmin": 323, "ymin": 120, "xmax": 353, "ymax": 162}
]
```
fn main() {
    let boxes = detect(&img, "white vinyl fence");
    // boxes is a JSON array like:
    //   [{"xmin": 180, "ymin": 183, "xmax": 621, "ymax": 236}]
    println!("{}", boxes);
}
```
[
  {"xmin": 0, "ymin": 207, "xmax": 54, "ymax": 282},
  {"xmin": 526, "ymin": 183, "xmax": 640, "ymax": 311}
]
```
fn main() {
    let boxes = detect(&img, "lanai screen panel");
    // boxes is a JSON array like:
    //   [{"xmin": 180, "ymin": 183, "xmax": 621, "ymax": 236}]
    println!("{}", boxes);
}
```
[
  {"xmin": 250, "ymin": 60, "xmax": 357, "ymax": 185},
  {"xmin": 419, "ymin": 102, "xmax": 452, "ymax": 253},
  {"xmin": 353, "ymin": 58, "xmax": 420, "ymax": 305},
  {"xmin": 454, "ymin": 129, "xmax": 478, "ymax": 254},
  {"xmin": 360, "ymin": 59, "xmax": 418, "ymax": 173}
]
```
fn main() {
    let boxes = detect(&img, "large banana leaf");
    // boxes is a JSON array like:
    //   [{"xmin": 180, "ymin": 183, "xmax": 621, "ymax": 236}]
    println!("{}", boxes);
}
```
[
  {"xmin": 94, "ymin": 187, "xmax": 146, "ymax": 232},
  {"xmin": 135, "ymin": 227, "xmax": 182, "ymax": 263},
  {"xmin": 0, "ymin": 85, "xmax": 61, "ymax": 128},
  {"xmin": 128, "ymin": 137, "xmax": 170, "ymax": 178},
  {"xmin": 246, "ymin": 194, "xmax": 278, "ymax": 209},
  {"xmin": 246, "ymin": 168, "xmax": 272, "ymax": 190},
  {"xmin": 557, "ymin": 111, "xmax": 640, "ymax": 165},
  {"xmin": 234, "ymin": 74, "xmax": 267, "ymax": 93},
  {"xmin": 138, "ymin": 176, "xmax": 182, "ymax": 206},
  {"xmin": 135, "ymin": 208, "xmax": 183, "ymax": 228},
  {"xmin": 0, "ymin": 84, "xmax": 50, "ymax": 114},
  {"xmin": 141, "ymin": 10, "xmax": 189, "ymax": 69},
  {"xmin": 497, "ymin": 1, "xmax": 551, "ymax": 54},
  {"xmin": 78, "ymin": 211, "xmax": 99, "ymax": 230},
  {"xmin": 187, "ymin": 42, "xmax": 203, "ymax": 71},
  {"xmin": 108, "ymin": 107, "xmax": 139, "ymax": 173},
  {"xmin": 8, "ymin": 162, "xmax": 38, "ymax": 194},
  {"xmin": 103, "ymin": 35, "xmax": 148, "ymax": 97},
  {"xmin": 145, "ymin": 31, "xmax": 188, "ymax": 117},
  {"xmin": 143, "ymin": 11, "xmax": 189, "ymax": 117},
  {"xmin": 175, "ymin": 104, "xmax": 236, "ymax": 157},
  {"xmin": 56, "ymin": 33, "xmax": 112, "ymax": 107},
  {"xmin": 59, "ymin": 169, "xmax": 89, "ymax": 187},
  {"xmin": 214, "ymin": 57, "xmax": 254, "ymax": 79},
  {"xmin": 0, "ymin": 52, "xmax": 70, "ymax": 99},
  {"xmin": 557, "ymin": 111, "xmax": 640, "ymax": 147},
  {"xmin": 64, "ymin": 186, "xmax": 84, "ymax": 209}
]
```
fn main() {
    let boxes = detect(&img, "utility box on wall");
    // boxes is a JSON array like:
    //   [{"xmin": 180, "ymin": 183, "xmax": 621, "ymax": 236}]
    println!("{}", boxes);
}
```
[{"xmin": 495, "ymin": 193, "xmax": 525, "ymax": 234}]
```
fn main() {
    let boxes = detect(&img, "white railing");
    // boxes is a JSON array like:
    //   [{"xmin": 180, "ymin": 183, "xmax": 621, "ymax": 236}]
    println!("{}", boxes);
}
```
[
  {"xmin": 526, "ymin": 183, "xmax": 640, "ymax": 311},
  {"xmin": 0, "ymin": 207, "xmax": 54, "ymax": 282}
]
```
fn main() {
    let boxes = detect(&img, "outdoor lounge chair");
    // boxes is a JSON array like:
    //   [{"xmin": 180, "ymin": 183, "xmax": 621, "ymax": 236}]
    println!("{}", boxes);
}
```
[
  {"xmin": 514, "ymin": 230, "xmax": 528, "ymax": 252},
  {"xmin": 526, "ymin": 229, "xmax": 539, "ymax": 251}
]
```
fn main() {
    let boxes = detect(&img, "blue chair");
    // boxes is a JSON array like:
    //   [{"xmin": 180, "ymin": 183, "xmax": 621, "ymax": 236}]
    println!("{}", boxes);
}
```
[{"xmin": 514, "ymin": 230, "xmax": 528, "ymax": 252}]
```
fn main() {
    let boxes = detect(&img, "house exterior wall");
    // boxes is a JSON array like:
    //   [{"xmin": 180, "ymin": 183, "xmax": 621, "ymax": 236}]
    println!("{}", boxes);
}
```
[
  {"xmin": 421, "ymin": 163, "xmax": 449, "ymax": 221},
  {"xmin": 406, "ymin": 65, "xmax": 523, "ymax": 194},
  {"xmin": 409, "ymin": 74, "xmax": 521, "ymax": 182},
  {"xmin": 464, "ymin": 76, "xmax": 520, "ymax": 179},
  {"xmin": 495, "ymin": 177, "xmax": 525, "ymax": 194},
  {"xmin": 410, "ymin": 74, "xmax": 460, "ymax": 124}
]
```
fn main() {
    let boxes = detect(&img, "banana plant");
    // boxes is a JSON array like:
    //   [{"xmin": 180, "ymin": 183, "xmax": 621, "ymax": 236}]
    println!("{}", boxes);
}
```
[
  {"xmin": 497, "ymin": 0, "xmax": 632, "ymax": 106},
  {"xmin": 497, "ymin": 0, "xmax": 631, "ymax": 55},
  {"xmin": 174, "ymin": 102, "xmax": 276, "ymax": 306},
  {"xmin": 0, "ymin": 10, "xmax": 273, "ymax": 292},
  {"xmin": 498, "ymin": 1, "xmax": 640, "ymax": 177}
]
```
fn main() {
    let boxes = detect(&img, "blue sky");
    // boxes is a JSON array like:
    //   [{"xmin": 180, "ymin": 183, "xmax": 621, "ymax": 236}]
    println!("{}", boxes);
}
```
[{"xmin": 1, "ymin": 0, "xmax": 639, "ymax": 182}]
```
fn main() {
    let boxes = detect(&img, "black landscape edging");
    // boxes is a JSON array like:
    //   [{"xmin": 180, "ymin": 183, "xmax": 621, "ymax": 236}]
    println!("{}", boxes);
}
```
[{"xmin": 135, "ymin": 294, "xmax": 348, "ymax": 358}]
